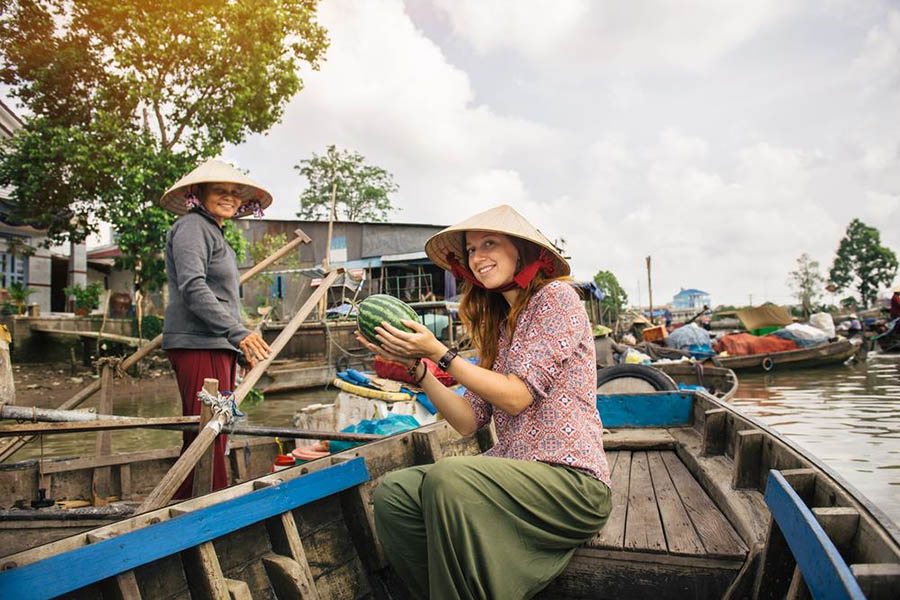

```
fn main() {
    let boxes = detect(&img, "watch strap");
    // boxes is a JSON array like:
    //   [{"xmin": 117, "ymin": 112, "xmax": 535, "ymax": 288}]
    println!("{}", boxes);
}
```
[{"xmin": 437, "ymin": 348, "xmax": 458, "ymax": 371}]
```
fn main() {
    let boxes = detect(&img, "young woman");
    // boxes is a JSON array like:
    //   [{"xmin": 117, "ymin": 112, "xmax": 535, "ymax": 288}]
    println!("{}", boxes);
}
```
[
  {"xmin": 358, "ymin": 205, "xmax": 611, "ymax": 599},
  {"xmin": 158, "ymin": 160, "xmax": 272, "ymax": 498}
]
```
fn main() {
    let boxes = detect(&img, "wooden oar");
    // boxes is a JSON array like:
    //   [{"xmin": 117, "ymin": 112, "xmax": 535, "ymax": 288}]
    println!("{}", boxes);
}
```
[
  {"xmin": 138, "ymin": 269, "xmax": 342, "ymax": 512},
  {"xmin": 0, "ymin": 229, "xmax": 312, "ymax": 462},
  {"xmin": 0, "ymin": 418, "xmax": 382, "ymax": 442}
]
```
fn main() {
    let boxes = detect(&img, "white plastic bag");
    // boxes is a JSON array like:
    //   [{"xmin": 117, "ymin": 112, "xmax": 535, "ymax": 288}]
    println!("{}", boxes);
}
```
[{"xmin": 809, "ymin": 312, "xmax": 836, "ymax": 339}]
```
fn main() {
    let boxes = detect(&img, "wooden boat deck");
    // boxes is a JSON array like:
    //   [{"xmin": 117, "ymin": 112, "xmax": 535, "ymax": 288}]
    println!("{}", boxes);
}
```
[{"xmin": 589, "ymin": 450, "xmax": 747, "ymax": 560}]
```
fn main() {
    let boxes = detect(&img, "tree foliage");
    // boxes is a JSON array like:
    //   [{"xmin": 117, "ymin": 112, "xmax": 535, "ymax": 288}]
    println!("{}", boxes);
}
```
[
  {"xmin": 0, "ymin": 0, "xmax": 328, "ymax": 290},
  {"xmin": 593, "ymin": 270, "xmax": 629, "ymax": 323},
  {"xmin": 787, "ymin": 252, "xmax": 825, "ymax": 318},
  {"xmin": 296, "ymin": 145, "xmax": 398, "ymax": 221},
  {"xmin": 828, "ymin": 219, "xmax": 897, "ymax": 308}
]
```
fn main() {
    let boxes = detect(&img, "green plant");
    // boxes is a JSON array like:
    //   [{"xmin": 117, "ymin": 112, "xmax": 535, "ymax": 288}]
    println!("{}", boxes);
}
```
[
  {"xmin": 63, "ymin": 282, "xmax": 103, "ymax": 311},
  {"xmin": 6, "ymin": 281, "xmax": 35, "ymax": 315},
  {"xmin": 132, "ymin": 314, "xmax": 164, "ymax": 340},
  {"xmin": 829, "ymin": 219, "xmax": 898, "ymax": 308}
]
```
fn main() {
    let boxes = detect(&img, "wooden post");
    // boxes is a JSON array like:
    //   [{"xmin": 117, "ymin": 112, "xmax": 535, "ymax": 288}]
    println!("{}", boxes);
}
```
[
  {"xmin": 646, "ymin": 255, "xmax": 653, "ymax": 325},
  {"xmin": 137, "ymin": 269, "xmax": 342, "ymax": 513},
  {"xmin": 92, "ymin": 364, "xmax": 114, "ymax": 506},
  {"xmin": 0, "ymin": 330, "xmax": 14, "ymax": 405},
  {"xmin": 192, "ymin": 378, "xmax": 219, "ymax": 497},
  {"xmin": 732, "ymin": 429, "xmax": 763, "ymax": 490},
  {"xmin": 320, "ymin": 182, "xmax": 337, "ymax": 320},
  {"xmin": 702, "ymin": 408, "xmax": 727, "ymax": 456},
  {"xmin": 0, "ymin": 229, "xmax": 312, "ymax": 462}
]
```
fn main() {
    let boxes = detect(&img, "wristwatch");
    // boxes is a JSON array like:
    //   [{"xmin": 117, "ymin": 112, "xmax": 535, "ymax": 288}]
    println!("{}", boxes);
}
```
[{"xmin": 437, "ymin": 348, "xmax": 458, "ymax": 371}]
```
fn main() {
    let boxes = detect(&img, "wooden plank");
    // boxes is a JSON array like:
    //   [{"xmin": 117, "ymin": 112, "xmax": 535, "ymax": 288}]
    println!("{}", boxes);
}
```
[
  {"xmin": 596, "ymin": 392, "xmax": 693, "ymax": 427},
  {"xmin": 181, "ymin": 541, "xmax": 229, "ymax": 600},
  {"xmin": 262, "ymin": 553, "xmax": 309, "ymax": 600},
  {"xmin": 92, "ymin": 364, "xmax": 114, "ymax": 507},
  {"xmin": 265, "ymin": 510, "xmax": 319, "ymax": 599},
  {"xmin": 812, "ymin": 507, "xmax": 859, "ymax": 559},
  {"xmin": 192, "ymin": 378, "xmax": 219, "ymax": 497},
  {"xmin": 100, "ymin": 570, "xmax": 143, "ymax": 600},
  {"xmin": 762, "ymin": 470, "xmax": 866, "ymax": 600},
  {"xmin": 119, "ymin": 463, "xmax": 133, "ymax": 501},
  {"xmin": 623, "ymin": 451, "xmax": 666, "ymax": 553},
  {"xmin": 0, "ymin": 457, "xmax": 369, "ymax": 600},
  {"xmin": 601, "ymin": 428, "xmax": 675, "ymax": 450},
  {"xmin": 412, "ymin": 429, "xmax": 444, "ymax": 465},
  {"xmin": 340, "ymin": 482, "xmax": 387, "ymax": 572},
  {"xmin": 646, "ymin": 451, "xmax": 705, "ymax": 556},
  {"xmin": 593, "ymin": 451, "xmax": 630, "ymax": 550},
  {"xmin": 702, "ymin": 408, "xmax": 727, "ymax": 456},
  {"xmin": 732, "ymin": 429, "xmax": 763, "ymax": 490},
  {"xmin": 786, "ymin": 565, "xmax": 812, "ymax": 600},
  {"xmin": 225, "ymin": 578, "xmax": 252, "ymax": 600},
  {"xmin": 0, "ymin": 417, "xmax": 199, "ymax": 436},
  {"xmin": 40, "ymin": 447, "xmax": 182, "ymax": 474},
  {"xmin": 849, "ymin": 563, "xmax": 900, "ymax": 600},
  {"xmin": 753, "ymin": 468, "xmax": 818, "ymax": 600},
  {"xmin": 660, "ymin": 451, "xmax": 747, "ymax": 559}
]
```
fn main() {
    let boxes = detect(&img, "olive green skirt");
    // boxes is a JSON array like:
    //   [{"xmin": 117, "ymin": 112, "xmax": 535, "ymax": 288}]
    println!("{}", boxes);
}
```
[{"xmin": 373, "ymin": 455, "xmax": 612, "ymax": 600}]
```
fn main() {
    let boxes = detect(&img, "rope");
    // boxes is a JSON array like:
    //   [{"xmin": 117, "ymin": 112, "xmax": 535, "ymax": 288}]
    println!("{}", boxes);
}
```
[
  {"xmin": 96, "ymin": 356, "xmax": 128, "ymax": 379},
  {"xmin": 197, "ymin": 389, "xmax": 245, "ymax": 426}
]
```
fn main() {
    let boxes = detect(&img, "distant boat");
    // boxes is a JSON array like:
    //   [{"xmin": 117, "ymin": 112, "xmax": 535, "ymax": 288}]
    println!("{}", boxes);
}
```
[{"xmin": 716, "ymin": 338, "xmax": 862, "ymax": 372}]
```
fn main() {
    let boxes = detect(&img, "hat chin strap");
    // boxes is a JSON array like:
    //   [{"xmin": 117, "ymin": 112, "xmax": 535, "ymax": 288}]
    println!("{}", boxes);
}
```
[{"xmin": 446, "ymin": 250, "xmax": 556, "ymax": 292}]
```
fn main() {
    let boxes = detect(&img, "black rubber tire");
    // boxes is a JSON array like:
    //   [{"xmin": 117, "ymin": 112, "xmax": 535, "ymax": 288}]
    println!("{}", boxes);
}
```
[{"xmin": 596, "ymin": 364, "xmax": 678, "ymax": 391}]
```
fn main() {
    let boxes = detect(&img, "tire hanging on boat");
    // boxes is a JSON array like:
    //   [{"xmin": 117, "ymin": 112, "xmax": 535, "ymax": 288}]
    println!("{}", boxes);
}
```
[
  {"xmin": 596, "ymin": 364, "xmax": 678, "ymax": 392},
  {"xmin": 761, "ymin": 356, "xmax": 775, "ymax": 371}
]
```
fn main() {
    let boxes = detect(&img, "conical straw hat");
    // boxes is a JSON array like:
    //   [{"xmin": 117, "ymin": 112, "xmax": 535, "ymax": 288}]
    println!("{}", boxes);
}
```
[
  {"xmin": 425, "ymin": 204, "xmax": 569, "ymax": 277},
  {"xmin": 158, "ymin": 159, "xmax": 273, "ymax": 217}
]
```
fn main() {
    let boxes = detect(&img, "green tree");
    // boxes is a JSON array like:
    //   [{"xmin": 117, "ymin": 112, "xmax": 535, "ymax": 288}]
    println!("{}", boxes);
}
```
[
  {"xmin": 829, "ymin": 219, "xmax": 898, "ymax": 308},
  {"xmin": 0, "ymin": 0, "xmax": 328, "ymax": 292},
  {"xmin": 296, "ymin": 145, "xmax": 398, "ymax": 221},
  {"xmin": 787, "ymin": 252, "xmax": 825, "ymax": 318},
  {"xmin": 593, "ymin": 270, "xmax": 629, "ymax": 323}
]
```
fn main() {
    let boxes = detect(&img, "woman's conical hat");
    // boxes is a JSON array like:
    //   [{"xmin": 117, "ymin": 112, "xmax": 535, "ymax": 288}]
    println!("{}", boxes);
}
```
[
  {"xmin": 424, "ymin": 204, "xmax": 569, "ymax": 277},
  {"xmin": 159, "ymin": 159, "xmax": 273, "ymax": 217}
]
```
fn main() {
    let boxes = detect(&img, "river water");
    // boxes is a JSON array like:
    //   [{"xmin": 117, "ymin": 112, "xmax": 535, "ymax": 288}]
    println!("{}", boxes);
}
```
[
  {"xmin": 730, "ymin": 352, "xmax": 900, "ymax": 525},
  {"xmin": 10, "ymin": 354, "xmax": 900, "ymax": 524}
]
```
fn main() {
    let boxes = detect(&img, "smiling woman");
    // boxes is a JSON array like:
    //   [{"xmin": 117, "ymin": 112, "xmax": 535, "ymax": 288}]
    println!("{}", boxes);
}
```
[
  {"xmin": 157, "ymin": 159, "xmax": 274, "ymax": 499},
  {"xmin": 354, "ymin": 204, "xmax": 611, "ymax": 598}
]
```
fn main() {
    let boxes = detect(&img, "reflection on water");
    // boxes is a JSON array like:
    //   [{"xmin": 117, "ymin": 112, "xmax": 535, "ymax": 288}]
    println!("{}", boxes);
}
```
[{"xmin": 730, "ymin": 352, "xmax": 900, "ymax": 525}]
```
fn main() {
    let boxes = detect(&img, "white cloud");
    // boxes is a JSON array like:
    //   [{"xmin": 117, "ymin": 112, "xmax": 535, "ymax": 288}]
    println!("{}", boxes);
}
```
[{"xmin": 433, "ymin": 0, "xmax": 795, "ymax": 72}]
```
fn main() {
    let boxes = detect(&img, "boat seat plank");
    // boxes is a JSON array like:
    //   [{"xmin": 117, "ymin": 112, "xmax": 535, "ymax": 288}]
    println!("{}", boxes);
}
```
[
  {"xmin": 661, "ymin": 450, "xmax": 748, "ymax": 559},
  {"xmin": 593, "ymin": 451, "xmax": 629, "ymax": 550},
  {"xmin": 623, "ymin": 451, "xmax": 667, "ymax": 554},
  {"xmin": 647, "ymin": 450, "xmax": 706, "ymax": 556}
]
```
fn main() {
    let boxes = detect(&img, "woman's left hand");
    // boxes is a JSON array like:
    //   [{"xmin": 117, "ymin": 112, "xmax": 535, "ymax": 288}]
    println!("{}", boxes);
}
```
[{"xmin": 375, "ymin": 320, "xmax": 445, "ymax": 361}]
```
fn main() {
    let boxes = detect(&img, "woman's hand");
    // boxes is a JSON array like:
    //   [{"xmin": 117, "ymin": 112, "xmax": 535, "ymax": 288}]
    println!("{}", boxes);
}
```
[
  {"xmin": 354, "ymin": 330, "xmax": 418, "ymax": 369},
  {"xmin": 376, "ymin": 320, "xmax": 446, "ymax": 362},
  {"xmin": 239, "ymin": 332, "xmax": 271, "ymax": 367}
]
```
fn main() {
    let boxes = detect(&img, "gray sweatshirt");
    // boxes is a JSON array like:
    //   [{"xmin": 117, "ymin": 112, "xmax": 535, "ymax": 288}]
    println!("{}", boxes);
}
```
[{"xmin": 162, "ymin": 208, "xmax": 250, "ymax": 352}]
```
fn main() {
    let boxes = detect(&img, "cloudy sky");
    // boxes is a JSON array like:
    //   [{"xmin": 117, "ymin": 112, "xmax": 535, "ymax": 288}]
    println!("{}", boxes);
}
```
[{"xmin": 223, "ymin": 0, "xmax": 900, "ymax": 307}]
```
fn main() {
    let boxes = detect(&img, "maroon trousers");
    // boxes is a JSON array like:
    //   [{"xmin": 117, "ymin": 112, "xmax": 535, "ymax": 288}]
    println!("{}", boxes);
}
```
[{"xmin": 166, "ymin": 348, "xmax": 236, "ymax": 499}]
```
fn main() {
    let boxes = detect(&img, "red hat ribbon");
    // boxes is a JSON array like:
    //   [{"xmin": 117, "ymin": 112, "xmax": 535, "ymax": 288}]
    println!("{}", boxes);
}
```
[{"xmin": 446, "ymin": 249, "xmax": 556, "ymax": 292}]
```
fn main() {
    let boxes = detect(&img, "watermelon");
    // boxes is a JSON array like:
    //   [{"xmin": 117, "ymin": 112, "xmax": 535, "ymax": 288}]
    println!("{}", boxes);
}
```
[{"xmin": 357, "ymin": 294, "xmax": 420, "ymax": 345}]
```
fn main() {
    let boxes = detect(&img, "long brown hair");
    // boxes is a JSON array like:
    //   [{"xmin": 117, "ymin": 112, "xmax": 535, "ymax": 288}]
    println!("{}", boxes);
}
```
[{"xmin": 458, "ymin": 234, "xmax": 568, "ymax": 369}]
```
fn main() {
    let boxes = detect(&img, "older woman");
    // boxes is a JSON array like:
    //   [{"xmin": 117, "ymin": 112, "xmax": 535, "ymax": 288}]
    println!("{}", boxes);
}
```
[
  {"xmin": 158, "ymin": 159, "xmax": 272, "ymax": 498},
  {"xmin": 359, "ymin": 205, "xmax": 611, "ymax": 599}
]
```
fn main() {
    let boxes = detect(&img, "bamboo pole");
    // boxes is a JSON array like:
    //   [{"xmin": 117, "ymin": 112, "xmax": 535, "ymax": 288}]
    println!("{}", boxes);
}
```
[
  {"xmin": 137, "ymin": 269, "xmax": 342, "ymax": 512},
  {"xmin": 92, "ymin": 364, "xmax": 114, "ymax": 506},
  {"xmin": 646, "ymin": 255, "xmax": 654, "ymax": 326},
  {"xmin": 0, "ymin": 415, "xmax": 382, "ymax": 442},
  {"xmin": 0, "ymin": 229, "xmax": 311, "ymax": 462},
  {"xmin": 191, "ymin": 378, "xmax": 218, "ymax": 496}
]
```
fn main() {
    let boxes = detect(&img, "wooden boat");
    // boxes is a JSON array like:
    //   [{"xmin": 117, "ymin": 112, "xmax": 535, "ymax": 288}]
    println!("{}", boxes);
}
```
[
  {"xmin": 2, "ymin": 389, "xmax": 898, "ymax": 599},
  {"xmin": 716, "ymin": 337, "xmax": 862, "ymax": 372},
  {"xmin": 653, "ymin": 362, "xmax": 738, "ymax": 400}
]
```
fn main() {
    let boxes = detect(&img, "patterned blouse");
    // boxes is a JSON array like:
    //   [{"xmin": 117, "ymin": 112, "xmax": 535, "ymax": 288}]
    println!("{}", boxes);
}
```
[{"xmin": 465, "ymin": 281, "xmax": 611, "ymax": 487}]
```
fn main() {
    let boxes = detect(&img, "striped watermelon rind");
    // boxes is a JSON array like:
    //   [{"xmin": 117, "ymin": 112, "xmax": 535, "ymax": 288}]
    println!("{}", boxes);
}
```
[{"xmin": 357, "ymin": 294, "xmax": 421, "ymax": 345}]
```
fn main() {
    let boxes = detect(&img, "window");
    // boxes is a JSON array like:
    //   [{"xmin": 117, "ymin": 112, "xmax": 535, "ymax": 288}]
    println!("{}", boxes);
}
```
[{"xmin": 0, "ymin": 251, "xmax": 27, "ymax": 288}]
